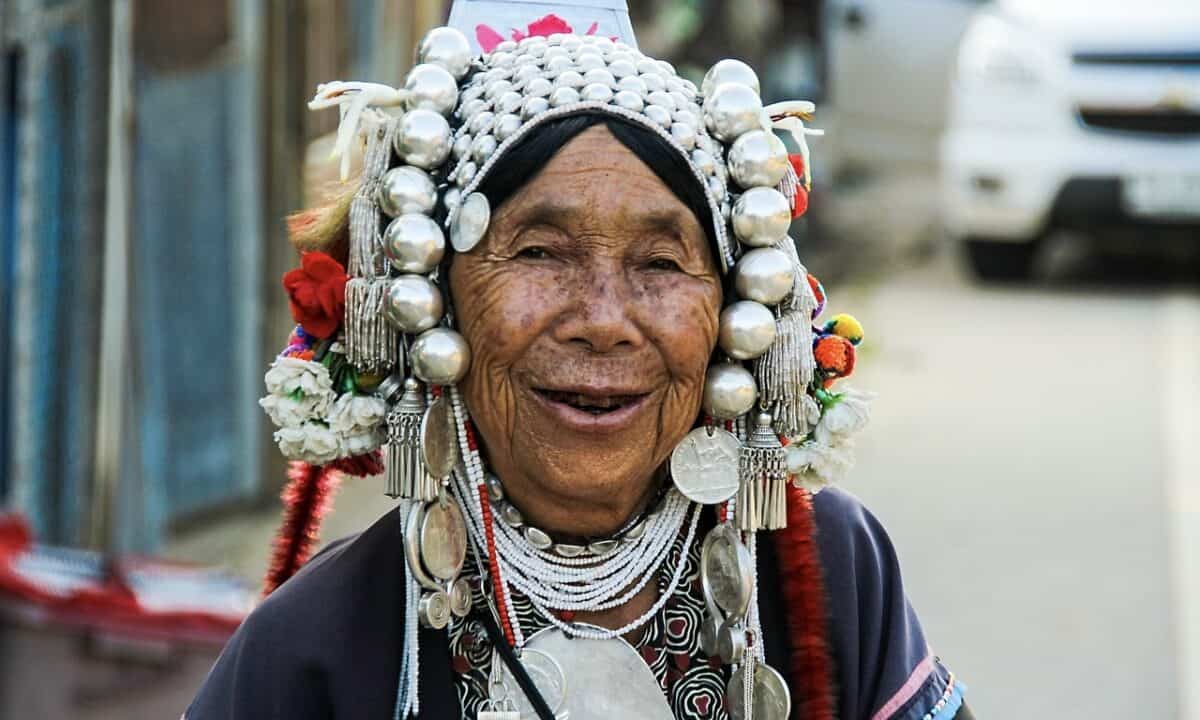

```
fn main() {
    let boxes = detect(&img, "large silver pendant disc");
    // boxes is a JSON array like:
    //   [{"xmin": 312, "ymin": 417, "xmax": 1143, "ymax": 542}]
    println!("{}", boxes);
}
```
[
  {"xmin": 419, "ymin": 497, "xmax": 467, "ymax": 581},
  {"xmin": 403, "ymin": 503, "xmax": 441, "ymax": 591},
  {"xmin": 450, "ymin": 191, "xmax": 490, "ymax": 252},
  {"xmin": 421, "ymin": 395, "xmax": 458, "ymax": 480},
  {"xmin": 670, "ymin": 427, "xmax": 742, "ymax": 504},
  {"xmin": 701, "ymin": 524, "xmax": 754, "ymax": 620},
  {"xmin": 726, "ymin": 663, "xmax": 792, "ymax": 720}
]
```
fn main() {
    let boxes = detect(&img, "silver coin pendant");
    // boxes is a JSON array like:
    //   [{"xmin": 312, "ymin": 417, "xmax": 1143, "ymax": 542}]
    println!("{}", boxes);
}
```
[
  {"xmin": 421, "ymin": 395, "xmax": 458, "ymax": 480},
  {"xmin": 670, "ymin": 426, "xmax": 742, "ymax": 504},
  {"xmin": 726, "ymin": 662, "xmax": 792, "ymax": 720},
  {"xmin": 701, "ymin": 524, "xmax": 754, "ymax": 620},
  {"xmin": 419, "ymin": 497, "xmax": 468, "ymax": 581}
]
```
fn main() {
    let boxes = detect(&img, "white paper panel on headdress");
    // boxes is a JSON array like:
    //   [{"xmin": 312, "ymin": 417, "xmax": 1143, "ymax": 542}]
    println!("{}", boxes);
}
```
[{"xmin": 446, "ymin": 0, "xmax": 636, "ymax": 54}]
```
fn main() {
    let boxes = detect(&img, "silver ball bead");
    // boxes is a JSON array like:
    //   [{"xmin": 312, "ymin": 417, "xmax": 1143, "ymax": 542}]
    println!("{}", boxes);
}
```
[
  {"xmin": 581, "ymin": 82, "xmax": 613, "ymax": 103},
  {"xmin": 484, "ymin": 79, "xmax": 514, "ymax": 101},
  {"xmin": 377, "ymin": 167, "xmax": 437, "ymax": 217},
  {"xmin": 525, "ymin": 77, "xmax": 553, "ymax": 98},
  {"xmin": 702, "ymin": 59, "xmax": 761, "ymax": 98},
  {"xmin": 645, "ymin": 104, "xmax": 672, "ymax": 128},
  {"xmin": 718, "ymin": 301, "xmax": 777, "ymax": 360},
  {"xmin": 728, "ymin": 130, "xmax": 789, "ymax": 189},
  {"xmin": 410, "ymin": 328, "xmax": 471, "ymax": 385},
  {"xmin": 732, "ymin": 187, "xmax": 791, "ymax": 247},
  {"xmin": 470, "ymin": 133, "xmax": 498, "ymax": 165},
  {"xmin": 452, "ymin": 133, "xmax": 472, "ymax": 160},
  {"xmin": 617, "ymin": 76, "xmax": 647, "ymax": 95},
  {"xmin": 404, "ymin": 64, "xmax": 459, "ymax": 117},
  {"xmin": 385, "ymin": 275, "xmax": 444, "ymax": 333},
  {"xmin": 703, "ymin": 363, "xmax": 758, "ymax": 419},
  {"xmin": 549, "ymin": 86, "xmax": 580, "ymax": 107},
  {"xmin": 417, "ymin": 27, "xmax": 472, "ymax": 80},
  {"xmin": 704, "ymin": 83, "xmax": 764, "ymax": 143},
  {"xmin": 613, "ymin": 90, "xmax": 644, "ymax": 112},
  {"xmin": 494, "ymin": 113, "xmax": 522, "ymax": 142},
  {"xmin": 383, "ymin": 214, "xmax": 445, "ymax": 274},
  {"xmin": 442, "ymin": 186, "xmax": 463, "ymax": 216},
  {"xmin": 670, "ymin": 122, "xmax": 697, "ymax": 150},
  {"xmin": 609, "ymin": 59, "xmax": 637, "ymax": 78},
  {"xmin": 734, "ymin": 247, "xmax": 795, "ymax": 305},
  {"xmin": 458, "ymin": 97, "xmax": 487, "ymax": 119},
  {"xmin": 522, "ymin": 96, "xmax": 550, "ymax": 119},
  {"xmin": 395, "ymin": 109, "xmax": 452, "ymax": 169}
]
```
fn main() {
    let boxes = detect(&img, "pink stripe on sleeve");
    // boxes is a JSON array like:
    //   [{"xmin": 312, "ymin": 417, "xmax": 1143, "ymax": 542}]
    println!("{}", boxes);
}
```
[{"xmin": 869, "ymin": 654, "xmax": 936, "ymax": 720}]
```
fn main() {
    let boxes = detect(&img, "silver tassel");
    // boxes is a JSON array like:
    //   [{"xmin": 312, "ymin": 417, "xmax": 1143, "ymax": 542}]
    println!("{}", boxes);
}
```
[
  {"xmin": 737, "ymin": 412, "xmax": 788, "ymax": 531},
  {"xmin": 345, "ymin": 277, "xmax": 400, "ymax": 373},
  {"xmin": 753, "ymin": 236, "xmax": 817, "ymax": 438},
  {"xmin": 384, "ymin": 378, "xmax": 427, "ymax": 499}
]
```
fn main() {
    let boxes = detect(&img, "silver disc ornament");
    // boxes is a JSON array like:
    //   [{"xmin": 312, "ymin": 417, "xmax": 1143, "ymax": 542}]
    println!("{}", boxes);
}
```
[
  {"xmin": 448, "ymin": 576, "xmax": 473, "ymax": 618},
  {"xmin": 419, "ymin": 589, "xmax": 452, "ymax": 629},
  {"xmin": 450, "ymin": 192, "xmax": 490, "ymax": 253},
  {"xmin": 670, "ymin": 426, "xmax": 742, "ymax": 504},
  {"xmin": 421, "ymin": 394, "xmax": 459, "ymax": 480},
  {"xmin": 701, "ymin": 524, "xmax": 754, "ymax": 620},
  {"xmin": 726, "ymin": 662, "xmax": 792, "ymax": 720},
  {"xmin": 419, "ymin": 496, "xmax": 468, "ymax": 582},
  {"xmin": 489, "ymin": 648, "xmax": 567, "ymax": 717},
  {"xmin": 404, "ymin": 502, "xmax": 442, "ymax": 591},
  {"xmin": 717, "ymin": 620, "xmax": 747, "ymax": 665}
]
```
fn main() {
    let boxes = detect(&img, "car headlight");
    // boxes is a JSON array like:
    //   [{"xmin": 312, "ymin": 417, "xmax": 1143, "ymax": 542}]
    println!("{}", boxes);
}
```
[{"xmin": 956, "ymin": 14, "xmax": 1054, "ymax": 88}]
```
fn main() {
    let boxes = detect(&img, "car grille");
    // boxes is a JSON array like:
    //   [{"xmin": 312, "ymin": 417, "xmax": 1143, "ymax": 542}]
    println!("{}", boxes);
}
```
[{"xmin": 1078, "ymin": 109, "xmax": 1200, "ymax": 137}]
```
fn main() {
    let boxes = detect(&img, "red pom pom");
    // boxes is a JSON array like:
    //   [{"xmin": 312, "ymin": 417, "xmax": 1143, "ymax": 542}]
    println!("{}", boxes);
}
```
[
  {"xmin": 792, "ymin": 187, "xmax": 810, "ymax": 218},
  {"xmin": 282, "ymin": 252, "xmax": 348, "ymax": 340}
]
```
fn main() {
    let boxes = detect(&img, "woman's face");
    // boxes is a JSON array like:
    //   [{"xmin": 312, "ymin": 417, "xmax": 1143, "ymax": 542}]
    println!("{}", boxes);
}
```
[{"xmin": 449, "ymin": 125, "xmax": 722, "ymax": 534}]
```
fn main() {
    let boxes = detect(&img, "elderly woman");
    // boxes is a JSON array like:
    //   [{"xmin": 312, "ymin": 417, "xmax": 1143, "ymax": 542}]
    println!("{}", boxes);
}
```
[{"xmin": 188, "ymin": 19, "xmax": 971, "ymax": 720}]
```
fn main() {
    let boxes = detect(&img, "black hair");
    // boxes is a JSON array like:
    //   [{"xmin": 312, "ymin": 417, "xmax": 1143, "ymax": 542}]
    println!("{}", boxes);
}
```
[{"xmin": 473, "ymin": 113, "xmax": 716, "ymax": 249}]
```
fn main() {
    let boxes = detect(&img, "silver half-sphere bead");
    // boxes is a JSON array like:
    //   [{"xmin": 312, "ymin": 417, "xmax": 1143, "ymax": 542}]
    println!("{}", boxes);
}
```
[
  {"xmin": 522, "ymin": 96, "xmax": 550, "ymax": 119},
  {"xmin": 470, "ymin": 134, "xmax": 498, "ymax": 165},
  {"xmin": 703, "ymin": 363, "xmax": 758, "ymax": 419},
  {"xmin": 617, "ymin": 75, "xmax": 647, "ymax": 94},
  {"xmin": 645, "ymin": 104, "xmax": 672, "ymax": 129},
  {"xmin": 383, "ymin": 213, "xmax": 445, "ymax": 274},
  {"xmin": 734, "ymin": 247, "xmax": 795, "ymax": 305},
  {"xmin": 613, "ymin": 90, "xmax": 645, "ymax": 112},
  {"xmin": 670, "ymin": 122, "xmax": 697, "ymax": 150},
  {"xmin": 728, "ymin": 129, "xmax": 788, "ymax": 189},
  {"xmin": 718, "ymin": 300, "xmax": 777, "ymax": 360},
  {"xmin": 411, "ymin": 328, "xmax": 471, "ymax": 385},
  {"xmin": 378, "ymin": 167, "xmax": 437, "ymax": 217},
  {"xmin": 442, "ymin": 186, "xmax": 463, "ymax": 216},
  {"xmin": 494, "ymin": 113, "xmax": 522, "ymax": 142},
  {"xmin": 404, "ymin": 64, "xmax": 458, "ymax": 117},
  {"xmin": 702, "ymin": 59, "xmax": 761, "ymax": 98},
  {"xmin": 549, "ymin": 86, "xmax": 580, "ymax": 107},
  {"xmin": 417, "ymin": 27, "xmax": 472, "ymax": 80},
  {"xmin": 641, "ymin": 73, "xmax": 667, "ymax": 93},
  {"xmin": 581, "ymin": 82, "xmax": 613, "ymax": 103},
  {"xmin": 385, "ymin": 275, "xmax": 444, "ymax": 334},
  {"xmin": 395, "ymin": 109, "xmax": 452, "ymax": 169},
  {"xmin": 732, "ymin": 187, "xmax": 791, "ymax": 247},
  {"xmin": 704, "ymin": 83, "xmax": 764, "ymax": 143},
  {"xmin": 450, "ymin": 192, "xmax": 491, "ymax": 253},
  {"xmin": 525, "ymin": 77, "xmax": 553, "ymax": 98}
]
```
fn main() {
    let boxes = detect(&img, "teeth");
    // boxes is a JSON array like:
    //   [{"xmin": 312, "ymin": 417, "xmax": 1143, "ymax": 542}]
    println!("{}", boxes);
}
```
[{"xmin": 543, "ymin": 390, "xmax": 635, "ymax": 412}]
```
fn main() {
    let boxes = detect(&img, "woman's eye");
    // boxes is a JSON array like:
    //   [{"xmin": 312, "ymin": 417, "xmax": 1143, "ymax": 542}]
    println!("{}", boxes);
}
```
[
  {"xmin": 516, "ymin": 246, "xmax": 551, "ymax": 260},
  {"xmin": 647, "ymin": 257, "xmax": 683, "ymax": 272}
]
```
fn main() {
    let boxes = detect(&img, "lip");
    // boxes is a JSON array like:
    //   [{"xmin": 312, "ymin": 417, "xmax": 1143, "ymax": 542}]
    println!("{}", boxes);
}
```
[{"xmin": 527, "ymin": 384, "xmax": 654, "ymax": 435}]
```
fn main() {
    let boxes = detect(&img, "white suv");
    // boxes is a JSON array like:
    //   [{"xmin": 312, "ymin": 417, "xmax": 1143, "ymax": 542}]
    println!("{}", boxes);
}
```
[{"xmin": 941, "ymin": 0, "xmax": 1200, "ymax": 279}]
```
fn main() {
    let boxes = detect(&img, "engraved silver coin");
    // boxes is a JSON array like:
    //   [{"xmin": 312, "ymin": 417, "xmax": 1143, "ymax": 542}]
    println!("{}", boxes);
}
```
[
  {"xmin": 448, "ymin": 577, "xmax": 473, "ymax": 618},
  {"xmin": 421, "ymin": 395, "xmax": 458, "ymax": 480},
  {"xmin": 670, "ymin": 426, "xmax": 742, "ymax": 504},
  {"xmin": 491, "ymin": 648, "xmax": 567, "ymax": 716},
  {"xmin": 420, "ymin": 498, "xmax": 468, "ymax": 581},
  {"xmin": 450, "ymin": 191, "xmax": 490, "ymax": 252},
  {"xmin": 701, "ymin": 524, "xmax": 754, "ymax": 620},
  {"xmin": 726, "ymin": 662, "xmax": 792, "ymax": 720},
  {"xmin": 418, "ymin": 589, "xmax": 452, "ymax": 629},
  {"xmin": 404, "ymin": 502, "xmax": 442, "ymax": 591}
]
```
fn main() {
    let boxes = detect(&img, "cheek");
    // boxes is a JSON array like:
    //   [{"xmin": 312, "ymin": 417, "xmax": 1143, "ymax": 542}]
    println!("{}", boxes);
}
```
[
  {"xmin": 451, "ymin": 260, "xmax": 566, "ymax": 367},
  {"xmin": 639, "ymin": 277, "xmax": 721, "ymax": 380}
]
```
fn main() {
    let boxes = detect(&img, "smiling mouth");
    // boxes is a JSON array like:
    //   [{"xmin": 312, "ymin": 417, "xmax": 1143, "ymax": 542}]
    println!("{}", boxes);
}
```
[{"xmin": 533, "ymin": 388, "xmax": 648, "ymax": 415}]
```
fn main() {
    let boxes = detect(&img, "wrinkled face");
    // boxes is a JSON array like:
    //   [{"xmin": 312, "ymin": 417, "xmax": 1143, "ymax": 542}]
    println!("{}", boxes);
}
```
[{"xmin": 449, "ymin": 125, "xmax": 722, "ymax": 530}]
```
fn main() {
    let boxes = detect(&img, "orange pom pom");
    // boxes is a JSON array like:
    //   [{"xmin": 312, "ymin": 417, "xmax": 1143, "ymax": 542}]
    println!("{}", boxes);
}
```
[{"xmin": 814, "ymin": 335, "xmax": 856, "ymax": 379}]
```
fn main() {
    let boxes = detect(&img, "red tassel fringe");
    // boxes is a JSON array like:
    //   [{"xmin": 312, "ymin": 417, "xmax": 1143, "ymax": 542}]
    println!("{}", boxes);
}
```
[
  {"xmin": 775, "ymin": 485, "xmax": 836, "ymax": 720},
  {"xmin": 262, "ymin": 461, "xmax": 342, "ymax": 597}
]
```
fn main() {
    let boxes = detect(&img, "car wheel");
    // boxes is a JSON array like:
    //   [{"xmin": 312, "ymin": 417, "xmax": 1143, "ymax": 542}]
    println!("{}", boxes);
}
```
[{"xmin": 963, "ymin": 237, "xmax": 1038, "ymax": 281}]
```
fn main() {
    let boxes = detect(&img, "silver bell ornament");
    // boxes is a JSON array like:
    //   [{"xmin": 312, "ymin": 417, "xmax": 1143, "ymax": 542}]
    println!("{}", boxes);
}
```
[
  {"xmin": 395, "ymin": 109, "xmax": 452, "ymax": 169},
  {"xmin": 404, "ymin": 63, "xmax": 458, "ymax": 117},
  {"xmin": 718, "ymin": 301, "xmax": 777, "ymax": 361},
  {"xmin": 732, "ymin": 187, "xmax": 792, "ymax": 248},
  {"xmin": 384, "ymin": 275, "xmax": 444, "ymax": 334},
  {"xmin": 417, "ymin": 27, "xmax": 472, "ymax": 80},
  {"xmin": 734, "ymin": 247, "xmax": 795, "ymax": 306},
  {"xmin": 383, "ymin": 214, "xmax": 445, "ymax": 274},
  {"xmin": 703, "ymin": 363, "xmax": 758, "ymax": 420},
  {"xmin": 728, "ymin": 130, "xmax": 788, "ymax": 189},
  {"xmin": 702, "ymin": 59, "xmax": 761, "ymax": 98},
  {"xmin": 377, "ymin": 167, "xmax": 437, "ymax": 217},
  {"xmin": 411, "ymin": 328, "xmax": 471, "ymax": 385},
  {"xmin": 704, "ymin": 83, "xmax": 764, "ymax": 143}
]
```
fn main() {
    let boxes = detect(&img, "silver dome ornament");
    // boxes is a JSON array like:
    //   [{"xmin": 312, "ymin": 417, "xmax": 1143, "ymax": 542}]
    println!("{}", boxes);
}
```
[
  {"xmin": 691, "ymin": 149, "xmax": 717, "ymax": 177},
  {"xmin": 442, "ymin": 186, "xmax": 462, "ymax": 216},
  {"xmin": 417, "ymin": 27, "xmax": 472, "ymax": 80},
  {"xmin": 395, "ymin": 109, "xmax": 452, "ymax": 169},
  {"xmin": 702, "ymin": 59, "xmax": 761, "ymax": 98},
  {"xmin": 525, "ymin": 77, "xmax": 553, "ymax": 98},
  {"xmin": 555, "ymin": 70, "xmax": 586, "ymax": 90},
  {"xmin": 456, "ymin": 160, "xmax": 478, "ymax": 185},
  {"xmin": 494, "ymin": 113, "xmax": 522, "ymax": 142},
  {"xmin": 549, "ymin": 86, "xmax": 580, "ymax": 107},
  {"xmin": 705, "ymin": 83, "xmax": 765, "ymax": 143},
  {"xmin": 545, "ymin": 55, "xmax": 573, "ymax": 73},
  {"xmin": 645, "ymin": 104, "xmax": 673, "ymax": 129},
  {"xmin": 583, "ymin": 68, "xmax": 616, "ymax": 87},
  {"xmin": 647, "ymin": 91, "xmax": 676, "ymax": 111},
  {"xmin": 581, "ymin": 82, "xmax": 614, "ymax": 103},
  {"xmin": 458, "ymin": 97, "xmax": 487, "ymax": 120},
  {"xmin": 404, "ymin": 64, "xmax": 458, "ymax": 117},
  {"xmin": 732, "ymin": 187, "xmax": 791, "ymax": 247},
  {"xmin": 450, "ymin": 192, "xmax": 491, "ymax": 253},
  {"xmin": 452, "ymin": 133, "xmax": 472, "ymax": 161},
  {"xmin": 617, "ymin": 76, "xmax": 648, "ymax": 95},
  {"xmin": 613, "ymin": 90, "xmax": 645, "ymax": 112},
  {"xmin": 728, "ymin": 129, "xmax": 789, "ymax": 189},
  {"xmin": 734, "ymin": 247, "xmax": 795, "ymax": 306},
  {"xmin": 411, "ymin": 328, "xmax": 471, "ymax": 385},
  {"xmin": 671, "ymin": 122, "xmax": 697, "ymax": 150},
  {"xmin": 609, "ymin": 58, "xmax": 637, "ymax": 78},
  {"xmin": 385, "ymin": 275, "xmax": 444, "ymax": 334},
  {"xmin": 470, "ymin": 134, "xmax": 498, "ymax": 165},
  {"xmin": 485, "ymin": 79, "xmax": 514, "ymax": 101},
  {"xmin": 522, "ymin": 96, "xmax": 550, "ymax": 119},
  {"xmin": 513, "ymin": 63, "xmax": 541, "ymax": 85},
  {"xmin": 718, "ymin": 301, "xmax": 778, "ymax": 360},
  {"xmin": 576, "ymin": 53, "xmax": 606, "ymax": 72},
  {"xmin": 703, "ymin": 363, "xmax": 759, "ymax": 420},
  {"xmin": 641, "ymin": 73, "xmax": 667, "ymax": 93},
  {"xmin": 384, "ymin": 214, "xmax": 445, "ymax": 274},
  {"xmin": 378, "ymin": 167, "xmax": 437, "ymax": 217},
  {"xmin": 493, "ymin": 39, "xmax": 518, "ymax": 53},
  {"xmin": 496, "ymin": 91, "xmax": 524, "ymax": 115}
]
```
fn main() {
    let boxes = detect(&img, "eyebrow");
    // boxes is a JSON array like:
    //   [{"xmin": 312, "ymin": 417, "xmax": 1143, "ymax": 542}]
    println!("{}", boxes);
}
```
[{"xmin": 511, "ymin": 197, "xmax": 698, "ymax": 238}]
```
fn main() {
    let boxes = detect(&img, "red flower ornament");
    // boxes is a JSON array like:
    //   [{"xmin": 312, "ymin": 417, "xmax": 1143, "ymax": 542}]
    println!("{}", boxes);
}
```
[
  {"xmin": 282, "ymin": 252, "xmax": 348, "ymax": 340},
  {"xmin": 477, "ymin": 13, "xmax": 601, "ymax": 53}
]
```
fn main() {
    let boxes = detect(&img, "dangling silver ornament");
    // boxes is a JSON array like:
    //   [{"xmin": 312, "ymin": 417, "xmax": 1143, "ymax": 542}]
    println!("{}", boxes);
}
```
[
  {"xmin": 448, "ymin": 577, "xmax": 474, "ymax": 618},
  {"xmin": 704, "ymin": 83, "xmax": 764, "ymax": 143},
  {"xmin": 420, "ymin": 496, "xmax": 468, "ymax": 581},
  {"xmin": 378, "ymin": 166, "xmax": 437, "ymax": 217},
  {"xmin": 734, "ymin": 247, "xmax": 795, "ymax": 306},
  {"xmin": 700, "ymin": 524, "xmax": 754, "ymax": 619},
  {"xmin": 384, "ymin": 275, "xmax": 444, "ymax": 334},
  {"xmin": 395, "ymin": 108, "xmax": 453, "ymax": 168},
  {"xmin": 418, "ymin": 589, "xmax": 452, "ymax": 629},
  {"xmin": 404, "ymin": 63, "xmax": 459, "ymax": 117},
  {"xmin": 410, "ymin": 328, "xmax": 471, "ymax": 385},
  {"xmin": 719, "ymin": 301, "xmax": 777, "ymax": 360},
  {"xmin": 383, "ymin": 214, "xmax": 445, "ymax": 274},
  {"xmin": 417, "ymin": 26, "xmax": 472, "ymax": 80},
  {"xmin": 381, "ymin": 376, "xmax": 426, "ymax": 499},
  {"xmin": 670, "ymin": 426, "xmax": 742, "ymax": 504},
  {"xmin": 703, "ymin": 363, "xmax": 758, "ymax": 420},
  {"xmin": 450, "ymin": 192, "xmax": 491, "ymax": 253},
  {"xmin": 737, "ymin": 412, "xmax": 789, "ymax": 531},
  {"xmin": 726, "ymin": 662, "xmax": 792, "ymax": 720},
  {"xmin": 421, "ymin": 394, "xmax": 459, "ymax": 480},
  {"xmin": 728, "ymin": 129, "xmax": 789, "ymax": 189},
  {"xmin": 701, "ymin": 59, "xmax": 761, "ymax": 98},
  {"xmin": 732, "ymin": 187, "xmax": 791, "ymax": 248}
]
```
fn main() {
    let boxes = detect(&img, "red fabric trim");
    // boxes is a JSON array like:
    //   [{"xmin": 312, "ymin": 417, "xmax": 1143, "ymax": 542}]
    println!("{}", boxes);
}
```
[{"xmin": 263, "ymin": 462, "xmax": 341, "ymax": 596}]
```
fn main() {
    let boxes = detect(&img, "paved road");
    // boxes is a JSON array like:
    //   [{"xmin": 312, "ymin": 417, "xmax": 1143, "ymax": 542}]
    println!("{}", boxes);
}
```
[{"xmin": 840, "ymin": 247, "xmax": 1200, "ymax": 719}]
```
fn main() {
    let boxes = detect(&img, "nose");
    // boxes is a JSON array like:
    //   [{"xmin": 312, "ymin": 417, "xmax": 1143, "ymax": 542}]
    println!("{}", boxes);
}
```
[{"xmin": 553, "ymin": 262, "xmax": 645, "ymax": 354}]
